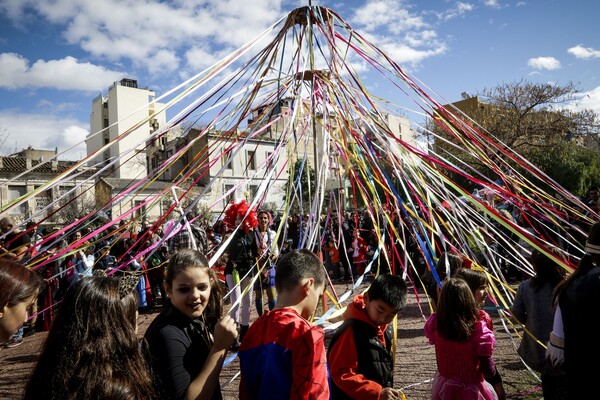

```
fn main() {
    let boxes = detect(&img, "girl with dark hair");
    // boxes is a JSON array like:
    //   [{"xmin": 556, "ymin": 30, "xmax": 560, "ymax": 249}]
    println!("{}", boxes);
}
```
[
  {"xmin": 425, "ymin": 278, "xmax": 503, "ymax": 400},
  {"xmin": 0, "ymin": 259, "xmax": 42, "ymax": 344},
  {"xmin": 23, "ymin": 275, "xmax": 154, "ymax": 399},
  {"xmin": 510, "ymin": 249, "xmax": 566, "ymax": 373},
  {"xmin": 144, "ymin": 249, "xmax": 237, "ymax": 400}
]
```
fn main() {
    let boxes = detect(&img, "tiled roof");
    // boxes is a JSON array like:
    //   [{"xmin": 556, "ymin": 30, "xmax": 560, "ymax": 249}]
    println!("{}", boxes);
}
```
[{"xmin": 0, "ymin": 156, "xmax": 85, "ymax": 174}]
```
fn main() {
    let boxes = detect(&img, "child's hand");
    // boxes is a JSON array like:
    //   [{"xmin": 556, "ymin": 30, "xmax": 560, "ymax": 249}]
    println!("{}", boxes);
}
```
[
  {"xmin": 213, "ymin": 315, "xmax": 237, "ymax": 351},
  {"xmin": 380, "ymin": 387, "xmax": 400, "ymax": 400}
]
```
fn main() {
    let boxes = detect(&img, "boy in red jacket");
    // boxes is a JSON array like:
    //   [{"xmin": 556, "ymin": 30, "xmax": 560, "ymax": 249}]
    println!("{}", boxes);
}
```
[
  {"xmin": 327, "ymin": 274, "xmax": 407, "ymax": 400},
  {"xmin": 238, "ymin": 249, "xmax": 329, "ymax": 400}
]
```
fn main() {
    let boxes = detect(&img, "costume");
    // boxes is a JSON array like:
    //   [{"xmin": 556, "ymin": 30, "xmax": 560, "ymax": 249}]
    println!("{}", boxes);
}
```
[
  {"xmin": 144, "ymin": 306, "xmax": 222, "ymax": 400},
  {"xmin": 510, "ymin": 278, "xmax": 554, "ymax": 372},
  {"xmin": 327, "ymin": 295, "xmax": 393, "ymax": 400},
  {"xmin": 424, "ymin": 313, "xmax": 499, "ymax": 400},
  {"xmin": 238, "ymin": 308, "xmax": 329, "ymax": 400},
  {"xmin": 225, "ymin": 229, "xmax": 256, "ymax": 326},
  {"xmin": 253, "ymin": 227, "xmax": 278, "ymax": 315}
]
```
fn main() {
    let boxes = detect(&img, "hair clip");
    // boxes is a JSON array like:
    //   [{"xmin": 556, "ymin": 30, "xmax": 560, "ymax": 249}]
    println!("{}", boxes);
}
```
[{"xmin": 118, "ymin": 273, "xmax": 142, "ymax": 299}]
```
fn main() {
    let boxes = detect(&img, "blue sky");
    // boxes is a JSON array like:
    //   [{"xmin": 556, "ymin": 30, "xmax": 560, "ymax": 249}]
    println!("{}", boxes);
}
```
[{"xmin": 0, "ymin": 0, "xmax": 599, "ymax": 160}]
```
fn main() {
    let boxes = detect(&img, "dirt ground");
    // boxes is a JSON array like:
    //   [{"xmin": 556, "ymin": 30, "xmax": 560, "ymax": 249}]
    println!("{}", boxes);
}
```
[{"xmin": 0, "ymin": 282, "xmax": 541, "ymax": 399}]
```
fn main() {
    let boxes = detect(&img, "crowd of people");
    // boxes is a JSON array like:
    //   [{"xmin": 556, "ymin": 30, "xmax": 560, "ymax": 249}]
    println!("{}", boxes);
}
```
[{"xmin": 0, "ymin": 192, "xmax": 599, "ymax": 399}]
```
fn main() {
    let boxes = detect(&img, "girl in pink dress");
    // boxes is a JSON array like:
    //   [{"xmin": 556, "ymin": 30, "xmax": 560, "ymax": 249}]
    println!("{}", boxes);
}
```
[{"xmin": 425, "ymin": 278, "xmax": 503, "ymax": 400}]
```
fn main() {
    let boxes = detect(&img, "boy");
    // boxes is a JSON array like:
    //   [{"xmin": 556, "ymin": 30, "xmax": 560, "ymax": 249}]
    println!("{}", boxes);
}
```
[
  {"xmin": 328, "ymin": 274, "xmax": 407, "ymax": 400},
  {"xmin": 238, "ymin": 249, "xmax": 329, "ymax": 400}
]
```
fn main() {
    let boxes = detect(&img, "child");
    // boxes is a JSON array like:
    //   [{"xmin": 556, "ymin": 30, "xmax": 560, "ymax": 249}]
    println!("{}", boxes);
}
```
[
  {"xmin": 322, "ymin": 238, "xmax": 342, "ymax": 280},
  {"xmin": 453, "ymin": 268, "xmax": 494, "ymax": 329},
  {"xmin": 425, "ymin": 278, "xmax": 503, "ymax": 400},
  {"xmin": 0, "ymin": 259, "xmax": 41, "ymax": 344},
  {"xmin": 328, "ymin": 273, "xmax": 407, "ymax": 400},
  {"xmin": 24, "ymin": 275, "xmax": 154, "ymax": 399},
  {"xmin": 144, "ymin": 249, "xmax": 237, "ymax": 400},
  {"xmin": 238, "ymin": 249, "xmax": 329, "ymax": 400}
]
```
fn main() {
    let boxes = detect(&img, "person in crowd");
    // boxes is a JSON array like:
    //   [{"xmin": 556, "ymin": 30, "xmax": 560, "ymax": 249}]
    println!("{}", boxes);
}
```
[
  {"xmin": 328, "ymin": 274, "xmax": 407, "ymax": 400},
  {"xmin": 510, "ymin": 249, "xmax": 566, "ymax": 373},
  {"xmin": 546, "ymin": 221, "xmax": 600, "ymax": 399},
  {"xmin": 453, "ymin": 268, "xmax": 506, "ymax": 399},
  {"xmin": 425, "ymin": 278, "xmax": 503, "ymax": 400},
  {"xmin": 0, "ymin": 259, "xmax": 41, "ymax": 346},
  {"xmin": 352, "ymin": 229, "xmax": 368, "ymax": 276},
  {"xmin": 23, "ymin": 275, "xmax": 154, "ymax": 399},
  {"xmin": 144, "ymin": 249, "xmax": 237, "ymax": 400},
  {"xmin": 223, "ymin": 200, "xmax": 258, "ymax": 344},
  {"xmin": 253, "ymin": 210, "xmax": 278, "ymax": 316},
  {"xmin": 322, "ymin": 238, "xmax": 343, "ymax": 280},
  {"xmin": 0, "ymin": 216, "xmax": 31, "ymax": 263},
  {"xmin": 238, "ymin": 249, "xmax": 329, "ymax": 400},
  {"xmin": 453, "ymin": 268, "xmax": 494, "ymax": 329},
  {"xmin": 421, "ymin": 251, "xmax": 465, "ymax": 309}
]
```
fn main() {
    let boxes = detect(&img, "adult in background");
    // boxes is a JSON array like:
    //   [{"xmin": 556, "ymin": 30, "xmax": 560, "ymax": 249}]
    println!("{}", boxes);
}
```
[
  {"xmin": 223, "ymin": 200, "xmax": 258, "ymax": 344},
  {"xmin": 510, "ymin": 249, "xmax": 566, "ymax": 373},
  {"xmin": 253, "ymin": 210, "xmax": 278, "ymax": 316},
  {"xmin": 546, "ymin": 221, "xmax": 600, "ymax": 399},
  {"xmin": 0, "ymin": 216, "xmax": 31, "ymax": 263}
]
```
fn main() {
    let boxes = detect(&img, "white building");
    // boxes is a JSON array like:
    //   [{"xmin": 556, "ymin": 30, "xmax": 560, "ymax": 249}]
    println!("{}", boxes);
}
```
[{"xmin": 87, "ymin": 78, "xmax": 167, "ymax": 180}]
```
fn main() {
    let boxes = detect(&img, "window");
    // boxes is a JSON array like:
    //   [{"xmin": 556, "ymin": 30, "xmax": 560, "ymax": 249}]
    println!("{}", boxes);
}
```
[
  {"xmin": 223, "ymin": 150, "xmax": 233, "ymax": 170},
  {"xmin": 134, "ymin": 200, "xmax": 146, "ymax": 217},
  {"xmin": 266, "ymin": 151, "xmax": 273, "ymax": 169},
  {"xmin": 246, "ymin": 150, "xmax": 256, "ymax": 170},
  {"xmin": 248, "ymin": 184, "xmax": 258, "ymax": 201},
  {"xmin": 104, "ymin": 118, "xmax": 109, "ymax": 128},
  {"xmin": 223, "ymin": 184, "xmax": 235, "ymax": 207},
  {"xmin": 8, "ymin": 186, "xmax": 27, "ymax": 215}
]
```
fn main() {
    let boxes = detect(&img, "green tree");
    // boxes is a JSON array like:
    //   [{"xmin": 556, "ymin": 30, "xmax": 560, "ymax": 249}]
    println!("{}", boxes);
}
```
[{"xmin": 429, "ymin": 80, "xmax": 600, "ymax": 195}]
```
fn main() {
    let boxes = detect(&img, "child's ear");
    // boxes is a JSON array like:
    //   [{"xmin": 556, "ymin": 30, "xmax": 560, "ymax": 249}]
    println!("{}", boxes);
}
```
[
  {"xmin": 303, "ymin": 277, "xmax": 315, "ymax": 295},
  {"xmin": 0, "ymin": 304, "xmax": 6, "ymax": 319}
]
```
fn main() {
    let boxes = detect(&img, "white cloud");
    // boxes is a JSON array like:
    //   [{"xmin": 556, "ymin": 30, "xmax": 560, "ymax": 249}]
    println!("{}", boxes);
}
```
[
  {"xmin": 565, "ymin": 86, "xmax": 600, "ymax": 115},
  {"xmin": 527, "ymin": 56, "xmax": 561, "ymax": 70},
  {"xmin": 0, "ymin": 111, "xmax": 88, "ymax": 160},
  {"xmin": 435, "ymin": 2, "xmax": 475, "ymax": 21},
  {"xmin": 4, "ymin": 0, "xmax": 286, "ymax": 75},
  {"xmin": 568, "ymin": 45, "xmax": 600, "ymax": 60},
  {"xmin": 0, "ymin": 53, "xmax": 124, "ymax": 91},
  {"xmin": 351, "ymin": 0, "xmax": 427, "ymax": 32},
  {"xmin": 483, "ymin": 0, "xmax": 502, "ymax": 9}
]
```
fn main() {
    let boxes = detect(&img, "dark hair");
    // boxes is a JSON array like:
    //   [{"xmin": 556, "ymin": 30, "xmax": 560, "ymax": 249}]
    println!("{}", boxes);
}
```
[
  {"xmin": 366, "ymin": 274, "xmax": 407, "ymax": 311},
  {"xmin": 0, "ymin": 259, "xmax": 42, "ymax": 308},
  {"xmin": 554, "ymin": 222, "xmax": 600, "ymax": 303},
  {"xmin": 24, "ymin": 277, "xmax": 154, "ymax": 399},
  {"xmin": 435, "ymin": 252, "xmax": 464, "ymax": 280},
  {"xmin": 453, "ymin": 268, "xmax": 488, "ymax": 294},
  {"xmin": 530, "ymin": 249, "xmax": 567, "ymax": 291},
  {"xmin": 165, "ymin": 249, "xmax": 223, "ymax": 331},
  {"xmin": 275, "ymin": 249, "xmax": 326, "ymax": 293},
  {"xmin": 436, "ymin": 278, "xmax": 479, "ymax": 342}
]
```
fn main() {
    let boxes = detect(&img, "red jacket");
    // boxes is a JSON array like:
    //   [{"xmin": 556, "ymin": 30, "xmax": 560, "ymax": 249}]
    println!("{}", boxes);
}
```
[{"xmin": 328, "ymin": 294, "xmax": 389, "ymax": 400}]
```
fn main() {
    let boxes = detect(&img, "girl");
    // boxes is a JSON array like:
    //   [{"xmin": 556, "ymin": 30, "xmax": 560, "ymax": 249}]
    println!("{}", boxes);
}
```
[
  {"xmin": 425, "ymin": 278, "xmax": 503, "ymax": 400},
  {"xmin": 24, "ymin": 275, "xmax": 154, "ymax": 399},
  {"xmin": 144, "ymin": 249, "xmax": 237, "ymax": 400},
  {"xmin": 0, "ymin": 259, "xmax": 41, "ymax": 344},
  {"xmin": 453, "ymin": 268, "xmax": 493, "ymax": 329}
]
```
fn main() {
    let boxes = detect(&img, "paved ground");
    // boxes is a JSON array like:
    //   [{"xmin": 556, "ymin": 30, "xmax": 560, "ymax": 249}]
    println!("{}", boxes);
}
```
[{"xmin": 0, "ymin": 282, "xmax": 541, "ymax": 399}]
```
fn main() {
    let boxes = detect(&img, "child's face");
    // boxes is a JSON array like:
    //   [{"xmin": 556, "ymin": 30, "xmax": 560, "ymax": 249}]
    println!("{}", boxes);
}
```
[
  {"xmin": 166, "ymin": 268, "xmax": 212, "ymax": 320},
  {"xmin": 365, "ymin": 297, "xmax": 398, "ymax": 327},
  {"xmin": 0, "ymin": 292, "xmax": 37, "ymax": 342},
  {"xmin": 474, "ymin": 284, "xmax": 488, "ymax": 307}
]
